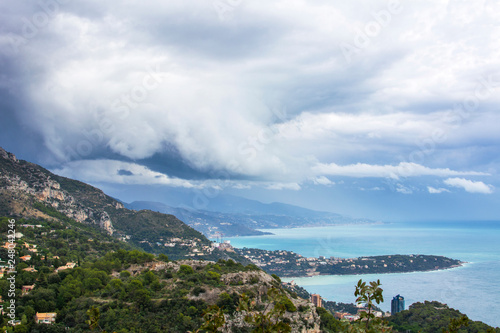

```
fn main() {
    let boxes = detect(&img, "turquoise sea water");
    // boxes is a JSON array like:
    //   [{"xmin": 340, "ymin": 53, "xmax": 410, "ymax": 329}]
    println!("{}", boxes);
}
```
[{"xmin": 226, "ymin": 221, "xmax": 500, "ymax": 327}]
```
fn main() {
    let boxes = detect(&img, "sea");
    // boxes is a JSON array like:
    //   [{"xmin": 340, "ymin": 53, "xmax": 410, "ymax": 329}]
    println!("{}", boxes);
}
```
[{"xmin": 226, "ymin": 221, "xmax": 500, "ymax": 328}]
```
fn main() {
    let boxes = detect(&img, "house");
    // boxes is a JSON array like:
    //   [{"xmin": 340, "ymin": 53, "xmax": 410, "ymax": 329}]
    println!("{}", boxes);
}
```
[
  {"xmin": 22, "ymin": 266, "xmax": 38, "ymax": 273},
  {"xmin": 22, "ymin": 285, "xmax": 35, "ymax": 296},
  {"xmin": 55, "ymin": 262, "xmax": 76, "ymax": 273},
  {"xmin": 66, "ymin": 262, "xmax": 76, "ymax": 269},
  {"xmin": 1, "ymin": 242, "xmax": 15, "ymax": 250},
  {"xmin": 334, "ymin": 312, "xmax": 350, "ymax": 320},
  {"xmin": 24, "ymin": 243, "xmax": 38, "ymax": 253},
  {"xmin": 35, "ymin": 312, "xmax": 57, "ymax": 324},
  {"xmin": 20, "ymin": 255, "xmax": 32, "ymax": 261}
]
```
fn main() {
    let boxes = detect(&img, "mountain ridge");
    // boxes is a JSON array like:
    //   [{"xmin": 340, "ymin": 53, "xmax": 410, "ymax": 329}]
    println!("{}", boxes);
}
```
[
  {"xmin": 126, "ymin": 197, "xmax": 375, "ymax": 237},
  {"xmin": 0, "ymin": 146, "xmax": 243, "ymax": 261}
]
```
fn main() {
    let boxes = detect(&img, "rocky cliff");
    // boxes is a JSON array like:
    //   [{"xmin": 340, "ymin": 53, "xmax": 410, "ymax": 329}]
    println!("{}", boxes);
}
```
[
  {"xmin": 0, "ymin": 146, "xmax": 116, "ymax": 234},
  {"xmin": 119, "ymin": 259, "xmax": 321, "ymax": 332}
]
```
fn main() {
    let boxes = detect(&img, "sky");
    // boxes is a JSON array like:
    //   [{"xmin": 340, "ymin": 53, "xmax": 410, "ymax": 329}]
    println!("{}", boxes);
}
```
[{"xmin": 1, "ymin": 0, "xmax": 500, "ymax": 221}]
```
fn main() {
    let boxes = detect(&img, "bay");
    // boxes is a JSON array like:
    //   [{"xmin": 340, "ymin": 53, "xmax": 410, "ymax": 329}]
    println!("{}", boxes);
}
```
[{"xmin": 226, "ymin": 221, "xmax": 500, "ymax": 327}]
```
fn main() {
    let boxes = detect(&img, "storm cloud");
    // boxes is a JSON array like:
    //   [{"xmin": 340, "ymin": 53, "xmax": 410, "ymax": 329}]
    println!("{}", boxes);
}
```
[{"xmin": 1, "ymin": 0, "xmax": 499, "ymax": 216}]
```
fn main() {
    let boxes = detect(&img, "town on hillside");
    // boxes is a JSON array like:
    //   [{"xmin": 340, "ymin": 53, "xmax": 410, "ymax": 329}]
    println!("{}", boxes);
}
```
[{"xmin": 235, "ymin": 247, "xmax": 463, "ymax": 277}]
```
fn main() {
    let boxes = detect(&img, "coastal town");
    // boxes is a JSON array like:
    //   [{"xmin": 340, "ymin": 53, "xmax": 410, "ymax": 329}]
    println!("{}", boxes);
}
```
[{"xmin": 234, "ymin": 247, "xmax": 463, "ymax": 277}]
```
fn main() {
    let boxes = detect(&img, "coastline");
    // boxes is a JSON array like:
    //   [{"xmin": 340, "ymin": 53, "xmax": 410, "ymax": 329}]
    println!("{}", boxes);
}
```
[
  {"xmin": 226, "ymin": 221, "xmax": 387, "ymax": 237},
  {"xmin": 281, "ymin": 261, "xmax": 469, "ymax": 280},
  {"xmin": 235, "ymin": 246, "xmax": 464, "ymax": 279}
]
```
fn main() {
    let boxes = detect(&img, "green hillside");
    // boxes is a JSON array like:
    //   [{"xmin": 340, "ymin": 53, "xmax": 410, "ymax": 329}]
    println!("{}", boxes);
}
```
[{"xmin": 388, "ymin": 301, "xmax": 499, "ymax": 333}]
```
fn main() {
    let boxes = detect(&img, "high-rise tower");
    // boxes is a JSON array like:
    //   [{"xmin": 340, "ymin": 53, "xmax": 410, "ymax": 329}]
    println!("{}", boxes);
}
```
[{"xmin": 391, "ymin": 294, "xmax": 404, "ymax": 315}]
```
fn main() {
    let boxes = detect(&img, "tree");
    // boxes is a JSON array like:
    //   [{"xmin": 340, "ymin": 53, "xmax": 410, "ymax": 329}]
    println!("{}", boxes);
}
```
[
  {"xmin": 316, "ymin": 307, "xmax": 342, "ymax": 332},
  {"xmin": 87, "ymin": 306, "xmax": 102, "ymax": 331},
  {"xmin": 341, "ymin": 279, "xmax": 393, "ymax": 333},
  {"xmin": 239, "ymin": 288, "xmax": 292, "ymax": 333},
  {"xmin": 158, "ymin": 253, "xmax": 169, "ymax": 262},
  {"xmin": 191, "ymin": 305, "xmax": 226, "ymax": 333},
  {"xmin": 443, "ymin": 315, "xmax": 469, "ymax": 333},
  {"xmin": 216, "ymin": 292, "xmax": 239, "ymax": 314},
  {"xmin": 179, "ymin": 265, "xmax": 195, "ymax": 275}
]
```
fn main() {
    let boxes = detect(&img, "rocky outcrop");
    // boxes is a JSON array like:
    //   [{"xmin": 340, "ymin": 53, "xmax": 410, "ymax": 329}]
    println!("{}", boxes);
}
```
[
  {"xmin": 112, "ymin": 258, "xmax": 322, "ymax": 333},
  {"xmin": 0, "ymin": 147, "xmax": 115, "ymax": 235},
  {"xmin": 221, "ymin": 270, "xmax": 276, "ymax": 285},
  {"xmin": 221, "ymin": 300, "xmax": 320, "ymax": 333},
  {"xmin": 0, "ymin": 147, "xmax": 17, "ymax": 162},
  {"xmin": 217, "ymin": 271, "xmax": 320, "ymax": 332}
]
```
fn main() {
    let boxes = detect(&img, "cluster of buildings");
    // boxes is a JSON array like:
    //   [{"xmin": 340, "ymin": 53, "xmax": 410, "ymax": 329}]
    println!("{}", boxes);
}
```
[
  {"xmin": 240, "ymin": 248, "xmax": 376, "ymax": 269},
  {"xmin": 211, "ymin": 240, "xmax": 234, "ymax": 252},
  {"xmin": 146, "ymin": 237, "xmax": 237, "ymax": 257},
  {"xmin": 19, "ymin": 224, "xmax": 43, "ymax": 229},
  {"xmin": 239, "ymin": 249, "xmax": 296, "ymax": 267},
  {"xmin": 162, "ymin": 237, "xmax": 200, "ymax": 248},
  {"xmin": 134, "ymin": 236, "xmax": 220, "ymax": 257}
]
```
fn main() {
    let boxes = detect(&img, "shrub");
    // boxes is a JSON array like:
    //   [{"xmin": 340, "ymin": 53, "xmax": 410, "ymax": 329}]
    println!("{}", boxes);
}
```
[
  {"xmin": 179, "ymin": 265, "xmax": 194, "ymax": 275},
  {"xmin": 298, "ymin": 304, "xmax": 309, "ymax": 312},
  {"xmin": 271, "ymin": 274, "xmax": 281, "ymax": 283},
  {"xmin": 280, "ymin": 297, "xmax": 297, "ymax": 312},
  {"xmin": 206, "ymin": 271, "xmax": 221, "ymax": 281},
  {"xmin": 191, "ymin": 286, "xmax": 206, "ymax": 296},
  {"xmin": 120, "ymin": 271, "xmax": 131, "ymax": 279}
]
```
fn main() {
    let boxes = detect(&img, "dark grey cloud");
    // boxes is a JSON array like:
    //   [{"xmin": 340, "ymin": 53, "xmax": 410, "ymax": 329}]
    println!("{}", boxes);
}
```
[
  {"xmin": 0, "ymin": 0, "xmax": 498, "ymax": 202},
  {"xmin": 117, "ymin": 169, "xmax": 133, "ymax": 176}
]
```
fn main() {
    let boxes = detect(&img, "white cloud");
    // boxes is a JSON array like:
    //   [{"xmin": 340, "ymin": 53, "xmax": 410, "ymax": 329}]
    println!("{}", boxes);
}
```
[
  {"xmin": 265, "ymin": 182, "xmax": 302, "ymax": 191},
  {"xmin": 427, "ymin": 186, "xmax": 450, "ymax": 194},
  {"xmin": 52, "ymin": 160, "xmax": 198, "ymax": 188},
  {"xmin": 313, "ymin": 162, "xmax": 488, "ymax": 179},
  {"xmin": 396, "ymin": 184, "xmax": 413, "ymax": 194},
  {"xmin": 359, "ymin": 187, "xmax": 383, "ymax": 191},
  {"xmin": 443, "ymin": 178, "xmax": 494, "ymax": 194},
  {"xmin": 232, "ymin": 183, "xmax": 252, "ymax": 190},
  {"xmin": 312, "ymin": 176, "xmax": 334, "ymax": 186}
]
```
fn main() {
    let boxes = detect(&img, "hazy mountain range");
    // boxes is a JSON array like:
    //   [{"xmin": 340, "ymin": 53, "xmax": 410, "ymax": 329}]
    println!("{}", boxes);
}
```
[{"xmin": 125, "ymin": 194, "xmax": 374, "ymax": 237}]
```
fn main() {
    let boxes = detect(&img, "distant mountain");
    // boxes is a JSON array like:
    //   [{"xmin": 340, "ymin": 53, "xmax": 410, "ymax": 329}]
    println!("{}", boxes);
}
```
[
  {"xmin": 0, "ymin": 146, "xmax": 244, "ymax": 261},
  {"xmin": 126, "ymin": 196, "xmax": 374, "ymax": 238},
  {"xmin": 195, "ymin": 194, "xmax": 343, "ymax": 217},
  {"xmin": 140, "ymin": 190, "xmax": 345, "ymax": 218},
  {"xmin": 126, "ymin": 201, "xmax": 272, "ymax": 237}
]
